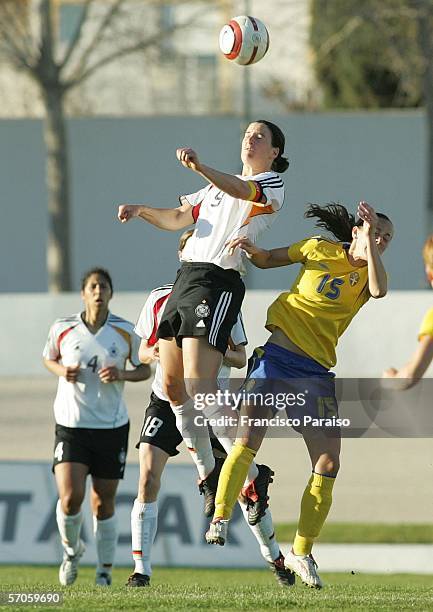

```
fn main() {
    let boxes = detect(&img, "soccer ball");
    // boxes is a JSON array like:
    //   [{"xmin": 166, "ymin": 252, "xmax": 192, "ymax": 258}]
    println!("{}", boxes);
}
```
[{"xmin": 219, "ymin": 15, "xmax": 269, "ymax": 66}]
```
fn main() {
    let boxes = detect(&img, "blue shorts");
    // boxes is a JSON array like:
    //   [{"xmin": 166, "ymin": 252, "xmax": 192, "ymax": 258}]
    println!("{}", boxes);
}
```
[{"xmin": 244, "ymin": 342, "xmax": 339, "ymax": 430}]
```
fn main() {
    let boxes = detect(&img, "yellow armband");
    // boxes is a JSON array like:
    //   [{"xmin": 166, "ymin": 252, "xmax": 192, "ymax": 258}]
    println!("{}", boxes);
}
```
[{"xmin": 245, "ymin": 180, "xmax": 265, "ymax": 203}]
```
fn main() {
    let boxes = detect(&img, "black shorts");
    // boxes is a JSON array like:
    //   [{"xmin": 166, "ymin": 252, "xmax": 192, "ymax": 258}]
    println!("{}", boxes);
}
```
[
  {"xmin": 53, "ymin": 422, "xmax": 129, "ymax": 479},
  {"xmin": 157, "ymin": 262, "xmax": 245, "ymax": 355},
  {"xmin": 136, "ymin": 392, "xmax": 183, "ymax": 457}
]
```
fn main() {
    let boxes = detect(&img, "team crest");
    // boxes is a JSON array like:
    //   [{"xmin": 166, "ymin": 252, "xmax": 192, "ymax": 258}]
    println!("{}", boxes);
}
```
[
  {"xmin": 109, "ymin": 343, "xmax": 118, "ymax": 357},
  {"xmin": 195, "ymin": 301, "xmax": 210, "ymax": 318},
  {"xmin": 349, "ymin": 272, "xmax": 360, "ymax": 286}
]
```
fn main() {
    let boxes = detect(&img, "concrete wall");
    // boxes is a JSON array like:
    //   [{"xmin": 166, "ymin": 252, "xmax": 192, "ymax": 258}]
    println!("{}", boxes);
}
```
[
  {"xmin": 2, "ymin": 290, "xmax": 432, "ymax": 377},
  {"xmin": 2, "ymin": 290, "xmax": 433, "ymax": 524},
  {"xmin": 0, "ymin": 112, "xmax": 428, "ymax": 293}
]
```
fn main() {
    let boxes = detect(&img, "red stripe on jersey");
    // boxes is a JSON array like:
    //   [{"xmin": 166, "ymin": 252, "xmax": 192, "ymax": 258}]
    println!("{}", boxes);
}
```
[
  {"xmin": 148, "ymin": 293, "xmax": 172, "ymax": 346},
  {"xmin": 192, "ymin": 203, "xmax": 201, "ymax": 223},
  {"xmin": 246, "ymin": 17, "xmax": 259, "ymax": 65},
  {"xmin": 57, "ymin": 325, "xmax": 77, "ymax": 353},
  {"xmin": 226, "ymin": 20, "xmax": 243, "ymax": 59}
]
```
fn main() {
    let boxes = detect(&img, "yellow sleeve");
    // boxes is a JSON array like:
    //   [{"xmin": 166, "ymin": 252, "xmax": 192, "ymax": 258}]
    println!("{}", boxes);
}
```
[
  {"xmin": 287, "ymin": 238, "xmax": 318, "ymax": 263},
  {"xmin": 418, "ymin": 307, "xmax": 433, "ymax": 339}
]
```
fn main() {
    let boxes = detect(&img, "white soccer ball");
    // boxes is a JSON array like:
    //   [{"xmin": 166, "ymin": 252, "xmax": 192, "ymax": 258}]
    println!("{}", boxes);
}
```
[{"xmin": 219, "ymin": 15, "xmax": 269, "ymax": 66}]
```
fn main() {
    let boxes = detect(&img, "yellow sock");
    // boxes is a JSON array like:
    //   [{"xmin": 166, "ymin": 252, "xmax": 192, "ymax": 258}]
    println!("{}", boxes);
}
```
[
  {"xmin": 293, "ymin": 472, "xmax": 335, "ymax": 556},
  {"xmin": 213, "ymin": 443, "xmax": 256, "ymax": 520}
]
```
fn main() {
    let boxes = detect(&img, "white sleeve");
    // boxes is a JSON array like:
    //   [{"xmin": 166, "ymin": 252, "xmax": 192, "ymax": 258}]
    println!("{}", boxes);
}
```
[
  {"xmin": 179, "ymin": 185, "xmax": 212, "ymax": 207},
  {"xmin": 134, "ymin": 295, "xmax": 156, "ymax": 340},
  {"xmin": 179, "ymin": 185, "xmax": 212, "ymax": 223},
  {"xmin": 254, "ymin": 172, "xmax": 285, "ymax": 211},
  {"xmin": 230, "ymin": 312, "xmax": 248, "ymax": 346},
  {"xmin": 42, "ymin": 322, "xmax": 60, "ymax": 360}
]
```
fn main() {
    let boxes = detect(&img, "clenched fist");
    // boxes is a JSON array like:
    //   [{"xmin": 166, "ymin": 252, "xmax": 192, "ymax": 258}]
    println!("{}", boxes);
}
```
[{"xmin": 118, "ymin": 204, "xmax": 141, "ymax": 223}]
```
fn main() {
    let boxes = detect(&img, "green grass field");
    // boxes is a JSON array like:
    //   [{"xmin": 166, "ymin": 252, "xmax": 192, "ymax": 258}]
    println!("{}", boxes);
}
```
[
  {"xmin": 274, "ymin": 522, "xmax": 433, "ymax": 543},
  {"xmin": 1, "ymin": 566, "xmax": 432, "ymax": 611}
]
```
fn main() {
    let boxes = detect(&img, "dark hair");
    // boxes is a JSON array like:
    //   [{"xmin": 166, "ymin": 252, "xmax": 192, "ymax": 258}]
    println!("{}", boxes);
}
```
[
  {"xmin": 178, "ymin": 229, "xmax": 194, "ymax": 252},
  {"xmin": 81, "ymin": 267, "xmax": 113, "ymax": 294},
  {"xmin": 256, "ymin": 119, "xmax": 289, "ymax": 173},
  {"xmin": 304, "ymin": 203, "xmax": 391, "ymax": 243}
]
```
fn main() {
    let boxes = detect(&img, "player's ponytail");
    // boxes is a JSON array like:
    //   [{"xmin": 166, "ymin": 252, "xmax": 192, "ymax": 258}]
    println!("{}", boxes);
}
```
[
  {"xmin": 305, "ymin": 203, "xmax": 390, "ymax": 243},
  {"xmin": 257, "ymin": 119, "xmax": 290, "ymax": 173},
  {"xmin": 304, "ymin": 203, "xmax": 359, "ymax": 243},
  {"xmin": 273, "ymin": 154, "xmax": 290, "ymax": 173}
]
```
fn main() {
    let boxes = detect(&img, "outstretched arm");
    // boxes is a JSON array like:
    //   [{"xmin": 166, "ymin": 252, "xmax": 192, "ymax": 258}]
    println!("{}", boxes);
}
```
[
  {"xmin": 226, "ymin": 237, "xmax": 291, "ymax": 268},
  {"xmin": 118, "ymin": 198, "xmax": 194, "ymax": 231},
  {"xmin": 176, "ymin": 148, "xmax": 261, "ymax": 202},
  {"xmin": 383, "ymin": 335, "xmax": 433, "ymax": 390}
]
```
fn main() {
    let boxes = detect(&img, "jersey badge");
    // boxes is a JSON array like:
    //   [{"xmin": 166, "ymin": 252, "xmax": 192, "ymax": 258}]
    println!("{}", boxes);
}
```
[
  {"xmin": 109, "ymin": 343, "xmax": 119, "ymax": 357},
  {"xmin": 195, "ymin": 301, "xmax": 210, "ymax": 318},
  {"xmin": 349, "ymin": 272, "xmax": 360, "ymax": 286}
]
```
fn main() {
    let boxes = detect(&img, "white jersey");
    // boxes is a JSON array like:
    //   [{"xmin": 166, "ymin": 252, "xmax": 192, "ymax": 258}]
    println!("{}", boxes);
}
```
[
  {"xmin": 134, "ymin": 285, "xmax": 173, "ymax": 401},
  {"xmin": 43, "ymin": 312, "xmax": 140, "ymax": 429},
  {"xmin": 134, "ymin": 285, "xmax": 248, "ymax": 401},
  {"xmin": 180, "ymin": 171, "xmax": 285, "ymax": 274}
]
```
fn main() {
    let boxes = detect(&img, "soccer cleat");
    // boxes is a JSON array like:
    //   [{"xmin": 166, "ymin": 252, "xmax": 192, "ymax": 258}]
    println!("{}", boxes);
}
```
[
  {"xmin": 125, "ymin": 572, "xmax": 150, "ymax": 587},
  {"xmin": 95, "ymin": 572, "xmax": 112, "ymax": 586},
  {"xmin": 58, "ymin": 540, "xmax": 85, "ymax": 586},
  {"xmin": 284, "ymin": 550, "xmax": 323, "ymax": 589},
  {"xmin": 205, "ymin": 519, "xmax": 229, "ymax": 546},
  {"xmin": 268, "ymin": 552, "xmax": 295, "ymax": 587},
  {"xmin": 242, "ymin": 464, "xmax": 274, "ymax": 525},
  {"xmin": 198, "ymin": 457, "xmax": 225, "ymax": 517}
]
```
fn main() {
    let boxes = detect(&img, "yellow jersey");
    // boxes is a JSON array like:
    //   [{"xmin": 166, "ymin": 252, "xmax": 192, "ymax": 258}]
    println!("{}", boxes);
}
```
[
  {"xmin": 418, "ymin": 307, "xmax": 433, "ymax": 339},
  {"xmin": 266, "ymin": 237, "xmax": 370, "ymax": 369}
]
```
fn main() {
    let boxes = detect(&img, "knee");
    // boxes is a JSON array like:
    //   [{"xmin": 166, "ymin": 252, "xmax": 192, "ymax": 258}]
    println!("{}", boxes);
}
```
[
  {"xmin": 185, "ymin": 378, "xmax": 217, "ymax": 401},
  {"xmin": 162, "ymin": 375, "xmax": 185, "ymax": 405},
  {"xmin": 315, "ymin": 455, "xmax": 340, "ymax": 477},
  {"xmin": 61, "ymin": 491, "xmax": 84, "ymax": 515},
  {"xmin": 93, "ymin": 497, "xmax": 115, "ymax": 520},
  {"xmin": 138, "ymin": 470, "xmax": 161, "ymax": 501}
]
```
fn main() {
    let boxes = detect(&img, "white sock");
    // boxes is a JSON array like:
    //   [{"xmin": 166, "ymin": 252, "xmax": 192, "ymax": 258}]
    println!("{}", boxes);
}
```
[
  {"xmin": 131, "ymin": 499, "xmax": 158, "ymax": 576},
  {"xmin": 238, "ymin": 500, "xmax": 280, "ymax": 563},
  {"xmin": 56, "ymin": 499, "xmax": 82, "ymax": 556},
  {"xmin": 171, "ymin": 402, "xmax": 215, "ymax": 480},
  {"xmin": 93, "ymin": 514, "xmax": 118, "ymax": 575}
]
